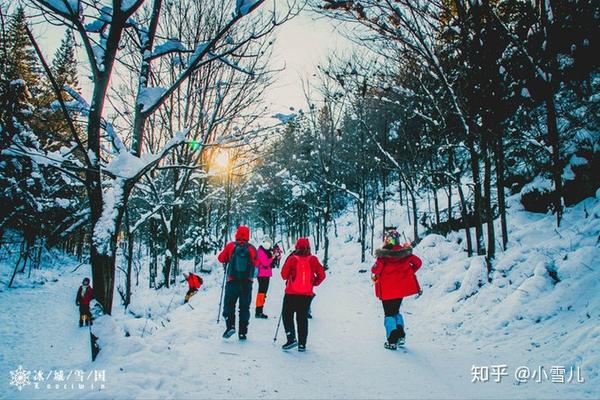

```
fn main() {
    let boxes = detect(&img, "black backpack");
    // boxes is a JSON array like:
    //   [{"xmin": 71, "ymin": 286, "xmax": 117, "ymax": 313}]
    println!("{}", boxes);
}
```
[{"xmin": 228, "ymin": 242, "xmax": 254, "ymax": 279}]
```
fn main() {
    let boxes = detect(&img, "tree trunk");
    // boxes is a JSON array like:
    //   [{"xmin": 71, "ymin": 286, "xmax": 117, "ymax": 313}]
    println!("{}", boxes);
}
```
[
  {"xmin": 410, "ymin": 190, "xmax": 419, "ymax": 242},
  {"xmin": 483, "ymin": 143, "xmax": 495, "ymax": 279},
  {"xmin": 546, "ymin": 94, "xmax": 563, "ymax": 226},
  {"xmin": 467, "ymin": 136, "xmax": 486, "ymax": 255},
  {"xmin": 496, "ymin": 134, "xmax": 508, "ymax": 249},
  {"xmin": 457, "ymin": 182, "xmax": 473, "ymax": 257}
]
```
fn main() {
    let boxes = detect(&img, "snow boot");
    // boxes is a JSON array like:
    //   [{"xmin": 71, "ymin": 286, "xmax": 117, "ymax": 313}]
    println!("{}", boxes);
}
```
[
  {"xmin": 282, "ymin": 334, "xmax": 298, "ymax": 350},
  {"xmin": 239, "ymin": 333, "xmax": 247, "ymax": 340},
  {"xmin": 298, "ymin": 344, "xmax": 306, "ymax": 352},
  {"xmin": 397, "ymin": 337, "xmax": 405, "ymax": 346},
  {"xmin": 223, "ymin": 327, "xmax": 236, "ymax": 339},
  {"xmin": 397, "ymin": 325, "xmax": 406, "ymax": 346},
  {"xmin": 223, "ymin": 317, "xmax": 236, "ymax": 339},
  {"xmin": 255, "ymin": 307, "xmax": 268, "ymax": 319},
  {"xmin": 384, "ymin": 341, "xmax": 397, "ymax": 350}
]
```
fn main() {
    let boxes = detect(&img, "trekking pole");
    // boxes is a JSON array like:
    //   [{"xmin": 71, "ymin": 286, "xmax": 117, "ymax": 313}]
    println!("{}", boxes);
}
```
[
  {"xmin": 273, "ymin": 311, "xmax": 283, "ymax": 343},
  {"xmin": 216, "ymin": 263, "xmax": 227, "ymax": 324}
]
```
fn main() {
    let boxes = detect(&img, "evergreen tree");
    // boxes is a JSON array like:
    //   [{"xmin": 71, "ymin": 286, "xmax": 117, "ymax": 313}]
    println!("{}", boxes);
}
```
[
  {"xmin": 5, "ymin": 7, "xmax": 42, "ymax": 98},
  {"xmin": 51, "ymin": 30, "xmax": 79, "ymax": 98}
]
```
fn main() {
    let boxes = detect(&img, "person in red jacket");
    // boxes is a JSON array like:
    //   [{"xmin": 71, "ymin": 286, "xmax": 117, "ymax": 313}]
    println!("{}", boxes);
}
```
[
  {"xmin": 371, "ymin": 229, "xmax": 423, "ymax": 350},
  {"xmin": 75, "ymin": 277, "xmax": 94, "ymax": 327},
  {"xmin": 217, "ymin": 225, "xmax": 258, "ymax": 340},
  {"xmin": 183, "ymin": 272, "xmax": 203, "ymax": 303},
  {"xmin": 280, "ymin": 237, "xmax": 326, "ymax": 352}
]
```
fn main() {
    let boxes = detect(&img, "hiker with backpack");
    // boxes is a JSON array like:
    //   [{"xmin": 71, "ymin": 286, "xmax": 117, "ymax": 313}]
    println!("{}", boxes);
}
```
[
  {"xmin": 217, "ymin": 225, "xmax": 258, "ymax": 340},
  {"xmin": 371, "ymin": 229, "xmax": 423, "ymax": 350},
  {"xmin": 280, "ymin": 237, "xmax": 326, "ymax": 352},
  {"xmin": 255, "ymin": 236, "xmax": 274, "ymax": 319},
  {"xmin": 183, "ymin": 272, "xmax": 203, "ymax": 303}
]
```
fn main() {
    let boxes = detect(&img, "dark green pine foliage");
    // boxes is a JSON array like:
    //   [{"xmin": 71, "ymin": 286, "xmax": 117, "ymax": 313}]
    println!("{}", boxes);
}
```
[
  {"xmin": 51, "ymin": 30, "xmax": 79, "ymax": 98},
  {"xmin": 5, "ymin": 7, "xmax": 42, "ymax": 99}
]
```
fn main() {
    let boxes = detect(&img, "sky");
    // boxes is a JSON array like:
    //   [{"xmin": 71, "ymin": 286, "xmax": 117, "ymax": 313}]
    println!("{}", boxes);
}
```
[{"xmin": 31, "ymin": 4, "xmax": 355, "ymax": 118}]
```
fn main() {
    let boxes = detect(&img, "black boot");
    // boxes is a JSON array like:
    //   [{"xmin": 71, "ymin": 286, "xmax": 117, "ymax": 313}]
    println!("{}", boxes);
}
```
[
  {"xmin": 239, "ymin": 320, "xmax": 248, "ymax": 340},
  {"xmin": 282, "ymin": 333, "xmax": 297, "ymax": 350},
  {"xmin": 255, "ymin": 307, "xmax": 268, "ymax": 319},
  {"xmin": 223, "ymin": 317, "xmax": 235, "ymax": 339}
]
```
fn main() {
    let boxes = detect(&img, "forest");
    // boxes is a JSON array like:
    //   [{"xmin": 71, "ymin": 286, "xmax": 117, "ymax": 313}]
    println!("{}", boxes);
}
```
[{"xmin": 1, "ymin": 0, "xmax": 598, "ymax": 319}]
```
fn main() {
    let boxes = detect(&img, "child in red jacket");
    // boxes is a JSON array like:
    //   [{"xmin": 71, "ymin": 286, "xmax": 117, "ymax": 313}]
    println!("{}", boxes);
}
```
[
  {"xmin": 371, "ymin": 229, "xmax": 422, "ymax": 350},
  {"xmin": 75, "ymin": 277, "xmax": 94, "ymax": 327},
  {"xmin": 280, "ymin": 237, "xmax": 326, "ymax": 352}
]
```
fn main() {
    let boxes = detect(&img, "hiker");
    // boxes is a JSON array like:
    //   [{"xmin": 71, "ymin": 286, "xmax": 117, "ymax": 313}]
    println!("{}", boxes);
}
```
[
  {"xmin": 255, "ymin": 236, "xmax": 274, "ymax": 319},
  {"xmin": 75, "ymin": 277, "xmax": 94, "ymax": 327},
  {"xmin": 371, "ymin": 229, "xmax": 423, "ymax": 350},
  {"xmin": 183, "ymin": 272, "xmax": 203, "ymax": 303},
  {"xmin": 280, "ymin": 237, "xmax": 326, "ymax": 352},
  {"xmin": 217, "ymin": 225, "xmax": 258, "ymax": 340},
  {"xmin": 272, "ymin": 243, "xmax": 283, "ymax": 268}
]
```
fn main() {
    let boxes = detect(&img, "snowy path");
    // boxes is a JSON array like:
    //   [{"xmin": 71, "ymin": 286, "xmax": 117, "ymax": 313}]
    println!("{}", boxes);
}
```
[
  {"xmin": 0, "ymin": 265, "xmax": 91, "ymax": 398},
  {"xmin": 1, "ymin": 255, "xmax": 596, "ymax": 398}
]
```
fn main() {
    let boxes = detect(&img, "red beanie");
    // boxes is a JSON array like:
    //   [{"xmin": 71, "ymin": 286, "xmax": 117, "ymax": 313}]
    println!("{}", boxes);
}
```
[
  {"xmin": 235, "ymin": 226, "xmax": 250, "ymax": 241},
  {"xmin": 295, "ymin": 237, "xmax": 310, "ymax": 250}
]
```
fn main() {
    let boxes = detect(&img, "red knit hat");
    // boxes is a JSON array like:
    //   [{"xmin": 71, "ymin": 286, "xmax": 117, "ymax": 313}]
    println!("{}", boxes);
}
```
[
  {"xmin": 295, "ymin": 237, "xmax": 310, "ymax": 250},
  {"xmin": 235, "ymin": 225, "xmax": 250, "ymax": 241}
]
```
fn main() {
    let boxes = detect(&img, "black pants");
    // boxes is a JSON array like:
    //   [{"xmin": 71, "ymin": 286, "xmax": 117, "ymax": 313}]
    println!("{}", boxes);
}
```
[
  {"xmin": 223, "ymin": 279, "xmax": 253, "ymax": 333},
  {"xmin": 257, "ymin": 277, "xmax": 270, "ymax": 294},
  {"xmin": 79, "ymin": 303, "xmax": 91, "ymax": 326},
  {"xmin": 382, "ymin": 298, "xmax": 403, "ymax": 316},
  {"xmin": 282, "ymin": 294, "xmax": 314, "ymax": 345}
]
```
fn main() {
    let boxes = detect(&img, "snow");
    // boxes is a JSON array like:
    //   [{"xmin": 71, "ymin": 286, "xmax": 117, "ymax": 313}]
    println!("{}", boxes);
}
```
[
  {"xmin": 1, "ymin": 192, "xmax": 599, "ymax": 398},
  {"xmin": 521, "ymin": 87, "xmax": 531, "ymax": 98},
  {"xmin": 41, "ymin": 0, "xmax": 80, "ymax": 14},
  {"xmin": 151, "ymin": 39, "xmax": 186, "ymax": 59},
  {"xmin": 137, "ymin": 87, "xmax": 166, "ymax": 113},
  {"xmin": 272, "ymin": 113, "xmax": 296, "ymax": 123},
  {"xmin": 236, "ymin": 0, "xmax": 259, "ymax": 15}
]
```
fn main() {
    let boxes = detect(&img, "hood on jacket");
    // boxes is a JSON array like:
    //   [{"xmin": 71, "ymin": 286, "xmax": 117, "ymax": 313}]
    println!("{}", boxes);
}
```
[
  {"xmin": 374, "ymin": 246, "xmax": 413, "ymax": 259},
  {"xmin": 295, "ymin": 237, "xmax": 310, "ymax": 250},
  {"xmin": 235, "ymin": 225, "xmax": 250, "ymax": 242}
]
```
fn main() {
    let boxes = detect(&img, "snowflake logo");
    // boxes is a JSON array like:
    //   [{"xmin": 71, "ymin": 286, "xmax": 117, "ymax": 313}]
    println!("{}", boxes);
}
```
[{"xmin": 9, "ymin": 365, "xmax": 31, "ymax": 391}]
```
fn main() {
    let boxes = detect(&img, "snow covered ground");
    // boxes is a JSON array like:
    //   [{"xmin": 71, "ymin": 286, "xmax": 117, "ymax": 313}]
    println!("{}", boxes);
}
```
[{"xmin": 1, "ymin": 192, "xmax": 599, "ymax": 399}]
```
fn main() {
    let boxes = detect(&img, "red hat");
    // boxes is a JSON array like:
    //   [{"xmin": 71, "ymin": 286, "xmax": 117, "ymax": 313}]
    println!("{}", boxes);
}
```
[
  {"xmin": 235, "ymin": 226, "xmax": 250, "ymax": 242},
  {"xmin": 295, "ymin": 237, "xmax": 310, "ymax": 250}
]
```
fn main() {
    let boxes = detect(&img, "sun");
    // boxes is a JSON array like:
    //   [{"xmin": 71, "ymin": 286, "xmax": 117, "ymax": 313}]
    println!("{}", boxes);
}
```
[{"xmin": 211, "ymin": 151, "xmax": 231, "ymax": 172}]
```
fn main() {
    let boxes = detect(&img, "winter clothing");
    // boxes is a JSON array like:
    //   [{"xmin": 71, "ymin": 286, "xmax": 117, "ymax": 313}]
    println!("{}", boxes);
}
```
[
  {"xmin": 75, "ymin": 283, "xmax": 94, "ymax": 327},
  {"xmin": 371, "ymin": 244, "xmax": 422, "ymax": 345},
  {"xmin": 218, "ymin": 226, "xmax": 258, "ymax": 281},
  {"xmin": 371, "ymin": 246, "xmax": 422, "ymax": 300},
  {"xmin": 281, "ymin": 254, "xmax": 326, "ymax": 296},
  {"xmin": 282, "ymin": 294, "xmax": 314, "ymax": 346},
  {"xmin": 280, "ymin": 238, "xmax": 326, "ymax": 349},
  {"xmin": 183, "ymin": 272, "xmax": 203, "ymax": 303},
  {"xmin": 257, "ymin": 246, "xmax": 274, "ymax": 278},
  {"xmin": 255, "ymin": 277, "xmax": 270, "ymax": 318},
  {"xmin": 218, "ymin": 226, "xmax": 257, "ymax": 337},
  {"xmin": 222, "ymin": 279, "xmax": 253, "ymax": 330},
  {"xmin": 272, "ymin": 244, "xmax": 283, "ymax": 268}
]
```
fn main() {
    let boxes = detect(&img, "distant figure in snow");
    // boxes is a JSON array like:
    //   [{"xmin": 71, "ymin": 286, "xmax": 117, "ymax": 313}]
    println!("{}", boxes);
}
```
[
  {"xmin": 280, "ymin": 237, "xmax": 326, "ymax": 352},
  {"xmin": 371, "ymin": 228, "xmax": 422, "ymax": 350},
  {"xmin": 75, "ymin": 277, "xmax": 94, "ymax": 327},
  {"xmin": 218, "ymin": 225, "xmax": 258, "ymax": 340},
  {"xmin": 272, "ymin": 243, "xmax": 283, "ymax": 268},
  {"xmin": 255, "ymin": 236, "xmax": 274, "ymax": 319},
  {"xmin": 183, "ymin": 272, "xmax": 203, "ymax": 303}
]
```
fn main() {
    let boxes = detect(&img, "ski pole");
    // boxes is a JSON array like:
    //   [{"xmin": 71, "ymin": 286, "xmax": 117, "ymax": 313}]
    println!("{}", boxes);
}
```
[
  {"xmin": 273, "ymin": 311, "xmax": 283, "ymax": 342},
  {"xmin": 216, "ymin": 263, "xmax": 227, "ymax": 324},
  {"xmin": 273, "ymin": 294, "xmax": 286, "ymax": 342}
]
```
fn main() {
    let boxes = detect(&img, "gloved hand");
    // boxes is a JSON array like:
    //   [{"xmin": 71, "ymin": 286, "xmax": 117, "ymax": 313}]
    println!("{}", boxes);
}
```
[{"xmin": 418, "ymin": 289, "xmax": 423, "ymax": 296}]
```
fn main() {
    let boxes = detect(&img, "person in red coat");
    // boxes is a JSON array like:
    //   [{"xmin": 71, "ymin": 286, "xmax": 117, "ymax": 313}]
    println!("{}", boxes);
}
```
[
  {"xmin": 371, "ymin": 229, "xmax": 422, "ymax": 350},
  {"xmin": 183, "ymin": 272, "xmax": 203, "ymax": 303},
  {"xmin": 75, "ymin": 277, "xmax": 94, "ymax": 327},
  {"xmin": 280, "ymin": 237, "xmax": 326, "ymax": 352},
  {"xmin": 217, "ymin": 225, "xmax": 258, "ymax": 340}
]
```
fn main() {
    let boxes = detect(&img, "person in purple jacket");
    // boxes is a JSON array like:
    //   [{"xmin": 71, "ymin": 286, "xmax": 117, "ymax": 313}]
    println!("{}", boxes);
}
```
[{"xmin": 255, "ymin": 236, "xmax": 275, "ymax": 318}]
